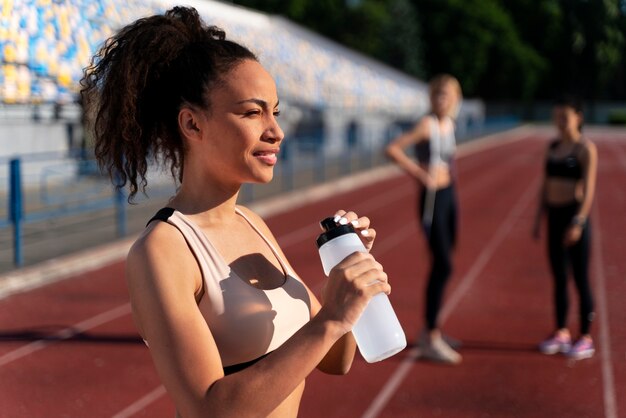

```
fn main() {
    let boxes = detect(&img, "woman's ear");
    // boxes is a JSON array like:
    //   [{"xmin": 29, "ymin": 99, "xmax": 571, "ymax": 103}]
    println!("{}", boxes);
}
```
[{"xmin": 178, "ymin": 107, "xmax": 202, "ymax": 141}]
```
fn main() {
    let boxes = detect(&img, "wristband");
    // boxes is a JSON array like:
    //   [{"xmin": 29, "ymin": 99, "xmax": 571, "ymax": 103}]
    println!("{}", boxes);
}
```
[{"xmin": 571, "ymin": 215, "xmax": 586, "ymax": 227}]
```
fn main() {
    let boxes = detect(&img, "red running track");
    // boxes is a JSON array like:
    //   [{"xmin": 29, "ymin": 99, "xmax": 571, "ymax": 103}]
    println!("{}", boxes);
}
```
[{"xmin": 1, "ymin": 126, "xmax": 625, "ymax": 418}]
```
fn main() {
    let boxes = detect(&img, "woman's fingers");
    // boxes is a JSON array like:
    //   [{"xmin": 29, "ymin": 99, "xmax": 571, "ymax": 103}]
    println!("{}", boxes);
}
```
[
  {"xmin": 333, "ymin": 252, "xmax": 389, "ymax": 292},
  {"xmin": 333, "ymin": 211, "xmax": 376, "ymax": 251}
]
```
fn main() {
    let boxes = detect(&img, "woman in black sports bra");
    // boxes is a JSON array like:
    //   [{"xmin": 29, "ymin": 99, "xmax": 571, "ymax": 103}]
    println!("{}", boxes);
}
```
[{"xmin": 533, "ymin": 96, "xmax": 598, "ymax": 360}]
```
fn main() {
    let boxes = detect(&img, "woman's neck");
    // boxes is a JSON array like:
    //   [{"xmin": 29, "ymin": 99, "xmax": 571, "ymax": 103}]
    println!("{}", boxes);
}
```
[
  {"xmin": 169, "ymin": 180, "xmax": 240, "ymax": 221},
  {"xmin": 561, "ymin": 130, "xmax": 582, "ymax": 143}
]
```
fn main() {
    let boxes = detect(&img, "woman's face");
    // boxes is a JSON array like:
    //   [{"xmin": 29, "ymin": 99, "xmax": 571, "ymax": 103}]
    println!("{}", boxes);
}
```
[
  {"xmin": 553, "ymin": 105, "xmax": 582, "ymax": 137},
  {"xmin": 194, "ymin": 59, "xmax": 284, "ymax": 186},
  {"xmin": 430, "ymin": 82, "xmax": 459, "ymax": 118}
]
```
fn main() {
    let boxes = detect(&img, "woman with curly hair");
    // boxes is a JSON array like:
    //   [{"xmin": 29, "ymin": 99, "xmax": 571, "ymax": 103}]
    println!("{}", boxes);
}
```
[{"xmin": 83, "ymin": 7, "xmax": 389, "ymax": 417}]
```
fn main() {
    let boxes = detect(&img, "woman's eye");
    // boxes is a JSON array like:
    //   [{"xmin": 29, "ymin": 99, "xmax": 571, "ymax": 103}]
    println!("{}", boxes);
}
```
[{"xmin": 273, "ymin": 110, "xmax": 281, "ymax": 117}]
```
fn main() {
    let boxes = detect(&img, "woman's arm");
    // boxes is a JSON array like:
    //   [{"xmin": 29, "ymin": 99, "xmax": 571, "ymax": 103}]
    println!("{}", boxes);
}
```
[
  {"xmin": 564, "ymin": 140, "xmax": 598, "ymax": 246},
  {"xmin": 237, "ymin": 207, "xmax": 380, "ymax": 375},
  {"xmin": 129, "ymin": 217, "xmax": 387, "ymax": 418},
  {"xmin": 385, "ymin": 118, "xmax": 434, "ymax": 187}
]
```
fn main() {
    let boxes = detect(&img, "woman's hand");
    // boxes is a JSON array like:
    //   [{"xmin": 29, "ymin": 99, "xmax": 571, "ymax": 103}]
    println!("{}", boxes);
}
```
[
  {"xmin": 320, "ymin": 251, "xmax": 389, "ymax": 334},
  {"xmin": 418, "ymin": 172, "xmax": 437, "ymax": 189},
  {"xmin": 563, "ymin": 224, "xmax": 583, "ymax": 246},
  {"xmin": 333, "ymin": 210, "xmax": 376, "ymax": 251}
]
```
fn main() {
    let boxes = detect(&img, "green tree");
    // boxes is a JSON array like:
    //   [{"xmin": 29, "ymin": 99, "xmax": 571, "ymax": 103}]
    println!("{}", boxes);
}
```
[
  {"xmin": 232, "ymin": 0, "xmax": 626, "ymax": 100},
  {"xmin": 413, "ymin": 0, "xmax": 546, "ymax": 99},
  {"xmin": 232, "ymin": 0, "xmax": 425, "ymax": 79},
  {"xmin": 505, "ymin": 0, "xmax": 625, "ymax": 100},
  {"xmin": 379, "ymin": 0, "xmax": 425, "ymax": 79}
]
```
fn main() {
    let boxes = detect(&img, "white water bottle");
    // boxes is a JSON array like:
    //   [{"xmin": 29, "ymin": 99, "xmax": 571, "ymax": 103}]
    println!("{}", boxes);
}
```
[{"xmin": 316, "ymin": 217, "xmax": 407, "ymax": 363}]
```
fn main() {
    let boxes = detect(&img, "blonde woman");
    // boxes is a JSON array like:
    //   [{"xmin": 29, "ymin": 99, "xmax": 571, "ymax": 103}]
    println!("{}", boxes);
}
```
[{"xmin": 385, "ymin": 74, "xmax": 462, "ymax": 364}]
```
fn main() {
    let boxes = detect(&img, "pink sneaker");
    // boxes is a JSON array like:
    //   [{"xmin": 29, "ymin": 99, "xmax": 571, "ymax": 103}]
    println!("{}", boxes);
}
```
[
  {"xmin": 539, "ymin": 333, "xmax": 572, "ymax": 355},
  {"xmin": 567, "ymin": 338, "xmax": 595, "ymax": 360}
]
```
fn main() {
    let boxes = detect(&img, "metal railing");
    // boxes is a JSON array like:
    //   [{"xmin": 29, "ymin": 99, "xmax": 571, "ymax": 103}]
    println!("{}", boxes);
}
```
[{"xmin": 0, "ymin": 118, "xmax": 519, "ymax": 270}]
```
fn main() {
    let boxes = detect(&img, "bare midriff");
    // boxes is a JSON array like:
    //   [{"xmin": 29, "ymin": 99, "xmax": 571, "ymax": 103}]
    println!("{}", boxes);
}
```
[
  {"xmin": 422, "ymin": 163, "xmax": 453, "ymax": 189},
  {"xmin": 545, "ymin": 178, "xmax": 583, "ymax": 206}
]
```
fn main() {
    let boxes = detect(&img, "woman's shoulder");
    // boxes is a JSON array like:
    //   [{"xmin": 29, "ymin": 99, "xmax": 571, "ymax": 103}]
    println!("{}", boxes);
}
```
[
  {"xmin": 128, "ymin": 217, "xmax": 191, "ymax": 269},
  {"xmin": 578, "ymin": 137, "xmax": 597, "ymax": 161},
  {"xmin": 410, "ymin": 115, "xmax": 433, "ymax": 141}
]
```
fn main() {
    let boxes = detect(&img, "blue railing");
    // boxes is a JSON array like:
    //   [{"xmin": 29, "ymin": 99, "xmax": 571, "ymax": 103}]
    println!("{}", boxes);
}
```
[
  {"xmin": 0, "ymin": 138, "xmax": 391, "ymax": 268},
  {"xmin": 1, "ymin": 118, "xmax": 520, "ymax": 269}
]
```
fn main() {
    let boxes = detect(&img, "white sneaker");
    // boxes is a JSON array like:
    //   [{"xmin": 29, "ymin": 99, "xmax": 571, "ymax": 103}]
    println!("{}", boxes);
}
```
[{"xmin": 419, "ymin": 333, "xmax": 462, "ymax": 365}]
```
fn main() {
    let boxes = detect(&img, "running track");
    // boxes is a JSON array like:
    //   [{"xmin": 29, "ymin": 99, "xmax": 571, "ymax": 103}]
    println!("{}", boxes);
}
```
[{"xmin": 1, "ymin": 126, "xmax": 625, "ymax": 418}]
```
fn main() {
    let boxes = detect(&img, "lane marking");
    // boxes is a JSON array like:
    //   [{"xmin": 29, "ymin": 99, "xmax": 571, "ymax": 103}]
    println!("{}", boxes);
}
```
[
  {"xmin": 100, "ymin": 129, "xmax": 537, "ymax": 417},
  {"xmin": 361, "ymin": 174, "xmax": 541, "ymax": 418},
  {"xmin": 111, "ymin": 385, "xmax": 167, "ymax": 418},
  {"xmin": 592, "ymin": 139, "xmax": 625, "ymax": 418},
  {"xmin": 593, "ymin": 209, "xmax": 618, "ymax": 418},
  {"xmin": 0, "ymin": 303, "xmax": 130, "ymax": 367},
  {"xmin": 1, "ymin": 128, "xmax": 535, "ymax": 415},
  {"xmin": 277, "ymin": 128, "xmax": 534, "ymax": 250},
  {"xmin": 0, "ymin": 125, "xmax": 532, "ymax": 300}
]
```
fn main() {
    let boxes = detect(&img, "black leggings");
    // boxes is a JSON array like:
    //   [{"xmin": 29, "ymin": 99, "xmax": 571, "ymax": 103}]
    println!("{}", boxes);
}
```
[
  {"xmin": 547, "ymin": 203, "xmax": 594, "ymax": 335},
  {"xmin": 419, "ymin": 185, "xmax": 457, "ymax": 330}
]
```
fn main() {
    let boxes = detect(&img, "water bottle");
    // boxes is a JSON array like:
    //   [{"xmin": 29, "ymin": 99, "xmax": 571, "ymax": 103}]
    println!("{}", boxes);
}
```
[{"xmin": 316, "ymin": 217, "xmax": 407, "ymax": 362}]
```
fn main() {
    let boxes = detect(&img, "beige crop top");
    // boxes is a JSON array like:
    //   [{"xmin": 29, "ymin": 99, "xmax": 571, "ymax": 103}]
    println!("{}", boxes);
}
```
[{"xmin": 147, "ymin": 207, "xmax": 312, "ymax": 373}]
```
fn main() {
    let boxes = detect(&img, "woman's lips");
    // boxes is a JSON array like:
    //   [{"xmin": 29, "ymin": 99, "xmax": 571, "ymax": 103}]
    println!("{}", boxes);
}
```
[{"xmin": 253, "ymin": 150, "xmax": 278, "ymax": 165}]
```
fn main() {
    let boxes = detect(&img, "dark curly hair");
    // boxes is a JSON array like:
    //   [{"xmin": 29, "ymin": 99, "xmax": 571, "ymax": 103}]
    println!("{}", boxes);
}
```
[{"xmin": 81, "ymin": 6, "xmax": 257, "ymax": 201}]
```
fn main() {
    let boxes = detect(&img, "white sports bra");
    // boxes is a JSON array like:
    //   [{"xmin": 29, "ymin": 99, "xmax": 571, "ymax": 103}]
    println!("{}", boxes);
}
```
[{"xmin": 147, "ymin": 207, "xmax": 311, "ymax": 372}]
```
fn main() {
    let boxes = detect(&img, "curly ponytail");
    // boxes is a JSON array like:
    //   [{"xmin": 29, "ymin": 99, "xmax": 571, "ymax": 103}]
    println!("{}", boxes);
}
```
[{"xmin": 81, "ymin": 6, "xmax": 257, "ymax": 201}]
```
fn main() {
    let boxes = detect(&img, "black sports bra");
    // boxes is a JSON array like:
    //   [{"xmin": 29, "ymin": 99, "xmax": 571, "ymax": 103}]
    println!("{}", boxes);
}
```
[{"xmin": 545, "ymin": 140, "xmax": 583, "ymax": 180}]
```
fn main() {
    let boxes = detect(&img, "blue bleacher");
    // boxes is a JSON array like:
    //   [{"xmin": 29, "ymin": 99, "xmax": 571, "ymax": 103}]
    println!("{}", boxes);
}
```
[
  {"xmin": 0, "ymin": 0, "xmax": 164, "ymax": 104},
  {"xmin": 0, "ymin": 0, "xmax": 427, "ymax": 113}
]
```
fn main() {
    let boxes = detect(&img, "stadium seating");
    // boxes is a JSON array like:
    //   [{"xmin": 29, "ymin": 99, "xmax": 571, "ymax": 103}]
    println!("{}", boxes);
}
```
[
  {"xmin": 0, "ymin": 0, "xmax": 163, "ymax": 103},
  {"xmin": 0, "ymin": 0, "xmax": 427, "ymax": 114}
]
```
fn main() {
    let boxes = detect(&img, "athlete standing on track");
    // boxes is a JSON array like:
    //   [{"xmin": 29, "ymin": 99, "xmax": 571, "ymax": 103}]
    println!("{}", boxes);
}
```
[
  {"xmin": 385, "ymin": 74, "xmax": 462, "ymax": 365},
  {"xmin": 81, "ymin": 7, "xmax": 390, "ymax": 417},
  {"xmin": 533, "ymin": 95, "xmax": 598, "ymax": 360}
]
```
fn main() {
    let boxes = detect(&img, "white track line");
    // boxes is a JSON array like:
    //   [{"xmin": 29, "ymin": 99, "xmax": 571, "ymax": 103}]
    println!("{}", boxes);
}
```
[
  {"xmin": 592, "ymin": 139, "xmax": 626, "ymax": 418},
  {"xmin": 361, "ymin": 174, "xmax": 541, "ymax": 418},
  {"xmin": 0, "ymin": 303, "xmax": 130, "ymax": 367},
  {"xmin": 111, "ymin": 385, "xmax": 167, "ymax": 418},
  {"xmin": 19, "ymin": 127, "xmax": 528, "ymax": 418},
  {"xmin": 110, "ymin": 128, "xmax": 535, "ymax": 417},
  {"xmin": 593, "ymin": 209, "xmax": 617, "ymax": 418}
]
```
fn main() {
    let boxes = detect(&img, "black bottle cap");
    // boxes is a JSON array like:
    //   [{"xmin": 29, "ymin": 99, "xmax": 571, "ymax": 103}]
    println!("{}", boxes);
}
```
[{"xmin": 316, "ymin": 216, "xmax": 356, "ymax": 248}]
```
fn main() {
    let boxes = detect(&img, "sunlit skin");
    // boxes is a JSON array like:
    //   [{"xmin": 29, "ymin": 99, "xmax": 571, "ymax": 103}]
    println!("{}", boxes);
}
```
[
  {"xmin": 173, "ymin": 59, "xmax": 284, "ymax": 213},
  {"xmin": 125, "ymin": 59, "xmax": 389, "ymax": 418}
]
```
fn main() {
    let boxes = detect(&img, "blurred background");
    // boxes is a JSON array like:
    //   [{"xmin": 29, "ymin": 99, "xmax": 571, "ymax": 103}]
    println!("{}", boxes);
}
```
[{"xmin": 0, "ymin": 0, "xmax": 625, "ymax": 272}]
